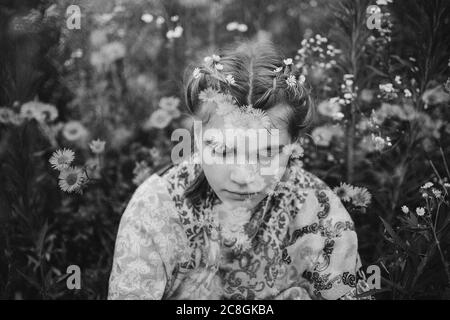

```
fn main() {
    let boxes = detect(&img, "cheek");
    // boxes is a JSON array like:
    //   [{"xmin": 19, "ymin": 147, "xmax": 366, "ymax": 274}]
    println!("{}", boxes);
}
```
[
  {"xmin": 278, "ymin": 153, "xmax": 291, "ymax": 168},
  {"xmin": 259, "ymin": 153, "xmax": 290, "ymax": 177},
  {"xmin": 202, "ymin": 164, "xmax": 229, "ymax": 187}
]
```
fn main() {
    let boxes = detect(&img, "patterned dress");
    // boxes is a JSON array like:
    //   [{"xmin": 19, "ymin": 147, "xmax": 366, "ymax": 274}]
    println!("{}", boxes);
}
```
[{"xmin": 108, "ymin": 159, "xmax": 371, "ymax": 300}]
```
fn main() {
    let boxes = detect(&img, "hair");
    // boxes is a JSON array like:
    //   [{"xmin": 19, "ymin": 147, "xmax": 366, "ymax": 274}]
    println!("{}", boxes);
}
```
[{"xmin": 182, "ymin": 39, "xmax": 315, "ymax": 204}]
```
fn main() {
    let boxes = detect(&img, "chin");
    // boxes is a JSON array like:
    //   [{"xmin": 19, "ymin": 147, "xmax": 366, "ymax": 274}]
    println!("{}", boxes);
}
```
[{"xmin": 220, "ymin": 195, "xmax": 264, "ymax": 210}]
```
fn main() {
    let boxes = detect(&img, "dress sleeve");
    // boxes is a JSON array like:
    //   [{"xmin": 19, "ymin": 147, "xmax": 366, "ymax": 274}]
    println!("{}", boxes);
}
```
[
  {"xmin": 108, "ymin": 174, "xmax": 188, "ymax": 300},
  {"xmin": 288, "ymin": 188, "xmax": 371, "ymax": 300}
]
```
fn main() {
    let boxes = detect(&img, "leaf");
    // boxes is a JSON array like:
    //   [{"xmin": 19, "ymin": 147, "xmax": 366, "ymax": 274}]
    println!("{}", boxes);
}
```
[
  {"xmin": 379, "ymin": 216, "xmax": 410, "ymax": 252},
  {"xmin": 16, "ymin": 270, "xmax": 41, "ymax": 290},
  {"xmin": 36, "ymin": 220, "xmax": 48, "ymax": 257},
  {"xmin": 391, "ymin": 55, "xmax": 413, "ymax": 68},
  {"xmin": 366, "ymin": 65, "xmax": 389, "ymax": 78}
]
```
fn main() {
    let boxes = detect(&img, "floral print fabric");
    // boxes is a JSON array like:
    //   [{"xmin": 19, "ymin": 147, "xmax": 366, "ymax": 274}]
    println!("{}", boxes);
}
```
[{"xmin": 108, "ymin": 159, "xmax": 371, "ymax": 300}]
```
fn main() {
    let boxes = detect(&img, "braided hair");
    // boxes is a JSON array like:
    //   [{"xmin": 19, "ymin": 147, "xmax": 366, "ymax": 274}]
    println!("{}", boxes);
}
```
[{"xmin": 182, "ymin": 39, "xmax": 315, "ymax": 204}]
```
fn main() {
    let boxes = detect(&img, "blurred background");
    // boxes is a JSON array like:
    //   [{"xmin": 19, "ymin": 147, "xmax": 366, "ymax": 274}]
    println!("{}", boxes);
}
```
[{"xmin": 0, "ymin": 0, "xmax": 449, "ymax": 299}]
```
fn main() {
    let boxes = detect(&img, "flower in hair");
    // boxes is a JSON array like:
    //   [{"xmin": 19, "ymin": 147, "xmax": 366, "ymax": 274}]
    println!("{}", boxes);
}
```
[
  {"xmin": 215, "ymin": 63, "xmax": 224, "ymax": 70},
  {"xmin": 212, "ymin": 54, "xmax": 221, "ymax": 62},
  {"xmin": 199, "ymin": 87, "xmax": 221, "ymax": 102},
  {"xmin": 286, "ymin": 75, "xmax": 297, "ymax": 87},
  {"xmin": 244, "ymin": 106, "xmax": 271, "ymax": 128},
  {"xmin": 274, "ymin": 66, "xmax": 283, "ymax": 73},
  {"xmin": 204, "ymin": 56, "xmax": 213, "ymax": 64},
  {"xmin": 282, "ymin": 143, "xmax": 304, "ymax": 159},
  {"xmin": 193, "ymin": 67, "xmax": 201, "ymax": 79},
  {"xmin": 283, "ymin": 58, "xmax": 293, "ymax": 66},
  {"xmin": 224, "ymin": 109, "xmax": 245, "ymax": 128},
  {"xmin": 216, "ymin": 101, "xmax": 236, "ymax": 116},
  {"xmin": 215, "ymin": 92, "xmax": 235, "ymax": 105},
  {"xmin": 298, "ymin": 74, "xmax": 306, "ymax": 85},
  {"xmin": 225, "ymin": 74, "xmax": 236, "ymax": 85},
  {"xmin": 224, "ymin": 105, "xmax": 271, "ymax": 129}
]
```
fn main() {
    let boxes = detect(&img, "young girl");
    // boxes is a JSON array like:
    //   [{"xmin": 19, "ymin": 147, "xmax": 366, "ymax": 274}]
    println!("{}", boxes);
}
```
[{"xmin": 108, "ymin": 40, "xmax": 370, "ymax": 300}]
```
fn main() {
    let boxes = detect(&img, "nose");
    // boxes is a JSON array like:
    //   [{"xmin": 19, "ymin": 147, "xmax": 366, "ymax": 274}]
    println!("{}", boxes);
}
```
[{"xmin": 229, "ymin": 165, "xmax": 256, "ymax": 186}]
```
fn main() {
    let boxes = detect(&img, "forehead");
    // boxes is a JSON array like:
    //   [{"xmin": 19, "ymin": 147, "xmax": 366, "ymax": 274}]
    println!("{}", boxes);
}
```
[{"xmin": 202, "ymin": 103, "xmax": 292, "ymax": 145}]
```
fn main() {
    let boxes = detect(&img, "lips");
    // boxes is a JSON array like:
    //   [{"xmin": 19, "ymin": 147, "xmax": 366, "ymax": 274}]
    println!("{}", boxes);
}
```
[
  {"xmin": 227, "ymin": 190, "xmax": 258, "ymax": 195},
  {"xmin": 224, "ymin": 190, "xmax": 260, "ymax": 198}
]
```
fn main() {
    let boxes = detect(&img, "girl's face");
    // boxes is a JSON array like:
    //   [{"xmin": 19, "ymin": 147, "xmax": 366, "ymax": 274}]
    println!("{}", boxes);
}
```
[{"xmin": 196, "ymin": 103, "xmax": 293, "ymax": 210}]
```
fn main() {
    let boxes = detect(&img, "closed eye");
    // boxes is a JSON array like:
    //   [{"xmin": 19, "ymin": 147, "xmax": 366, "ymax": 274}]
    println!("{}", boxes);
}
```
[
  {"xmin": 257, "ymin": 145, "xmax": 283, "ymax": 159},
  {"xmin": 206, "ymin": 141, "xmax": 234, "ymax": 157}
]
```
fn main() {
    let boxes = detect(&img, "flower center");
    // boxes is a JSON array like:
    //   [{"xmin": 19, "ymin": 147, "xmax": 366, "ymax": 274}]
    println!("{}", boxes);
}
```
[{"xmin": 66, "ymin": 173, "xmax": 78, "ymax": 186}]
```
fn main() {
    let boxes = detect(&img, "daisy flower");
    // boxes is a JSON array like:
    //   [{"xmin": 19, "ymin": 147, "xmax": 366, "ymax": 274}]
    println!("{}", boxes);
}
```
[
  {"xmin": 286, "ymin": 75, "xmax": 297, "ymax": 87},
  {"xmin": 432, "ymin": 188, "xmax": 442, "ymax": 198},
  {"xmin": 49, "ymin": 148, "xmax": 75, "ymax": 171},
  {"xmin": 282, "ymin": 143, "xmax": 304, "ymax": 159},
  {"xmin": 215, "ymin": 63, "xmax": 224, "ymax": 71},
  {"xmin": 89, "ymin": 139, "xmax": 106, "ymax": 154},
  {"xmin": 333, "ymin": 182, "xmax": 356, "ymax": 202},
  {"xmin": 317, "ymin": 98, "xmax": 342, "ymax": 118},
  {"xmin": 224, "ymin": 109, "xmax": 245, "ymax": 129},
  {"xmin": 298, "ymin": 74, "xmax": 306, "ymax": 85},
  {"xmin": 212, "ymin": 54, "xmax": 221, "ymax": 62},
  {"xmin": 244, "ymin": 107, "xmax": 271, "ymax": 129},
  {"xmin": 237, "ymin": 24, "xmax": 248, "ymax": 32},
  {"xmin": 199, "ymin": 87, "xmax": 220, "ymax": 102},
  {"xmin": 20, "ymin": 101, "xmax": 59, "ymax": 123},
  {"xmin": 350, "ymin": 186, "xmax": 372, "ymax": 207},
  {"xmin": 274, "ymin": 67, "xmax": 283, "ymax": 73},
  {"xmin": 38, "ymin": 103, "xmax": 58, "ymax": 122},
  {"xmin": 213, "ymin": 92, "xmax": 235, "ymax": 105},
  {"xmin": 204, "ymin": 56, "xmax": 213, "ymax": 64},
  {"xmin": 141, "ymin": 13, "xmax": 153, "ymax": 23},
  {"xmin": 379, "ymin": 83, "xmax": 394, "ymax": 93},
  {"xmin": 155, "ymin": 16, "xmax": 165, "ymax": 25},
  {"xmin": 193, "ymin": 67, "xmax": 201, "ymax": 79},
  {"xmin": 58, "ymin": 166, "xmax": 86, "ymax": 193},
  {"xmin": 416, "ymin": 207, "xmax": 425, "ymax": 216},
  {"xmin": 143, "ymin": 109, "xmax": 173, "ymax": 129},
  {"xmin": 401, "ymin": 205, "xmax": 409, "ymax": 214},
  {"xmin": 421, "ymin": 182, "xmax": 433, "ymax": 189},
  {"xmin": 225, "ymin": 74, "xmax": 236, "ymax": 85},
  {"xmin": 0, "ymin": 107, "xmax": 16, "ymax": 124},
  {"xmin": 62, "ymin": 121, "xmax": 89, "ymax": 142},
  {"xmin": 216, "ymin": 102, "xmax": 236, "ymax": 116},
  {"xmin": 404, "ymin": 89, "xmax": 412, "ymax": 98},
  {"xmin": 159, "ymin": 97, "xmax": 180, "ymax": 110},
  {"xmin": 20, "ymin": 102, "xmax": 44, "ymax": 122},
  {"xmin": 283, "ymin": 58, "xmax": 293, "ymax": 66}
]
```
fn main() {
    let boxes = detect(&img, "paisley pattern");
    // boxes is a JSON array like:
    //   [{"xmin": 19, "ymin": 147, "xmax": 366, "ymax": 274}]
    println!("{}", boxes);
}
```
[{"xmin": 108, "ymin": 159, "xmax": 371, "ymax": 300}]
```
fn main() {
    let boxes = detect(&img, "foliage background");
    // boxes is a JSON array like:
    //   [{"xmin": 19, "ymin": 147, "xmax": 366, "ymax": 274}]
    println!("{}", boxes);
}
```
[{"xmin": 0, "ymin": 0, "xmax": 449, "ymax": 299}]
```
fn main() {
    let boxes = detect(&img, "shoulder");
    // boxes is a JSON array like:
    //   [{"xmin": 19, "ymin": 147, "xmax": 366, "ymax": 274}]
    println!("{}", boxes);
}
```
[
  {"xmin": 160, "ymin": 161, "xmax": 201, "ymax": 196},
  {"xmin": 281, "ymin": 161, "xmax": 356, "ymax": 239},
  {"xmin": 117, "ymin": 168, "xmax": 191, "ymax": 260},
  {"xmin": 122, "ymin": 173, "xmax": 174, "ymax": 228},
  {"xmin": 281, "ymin": 163, "xmax": 361, "ymax": 300}
]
